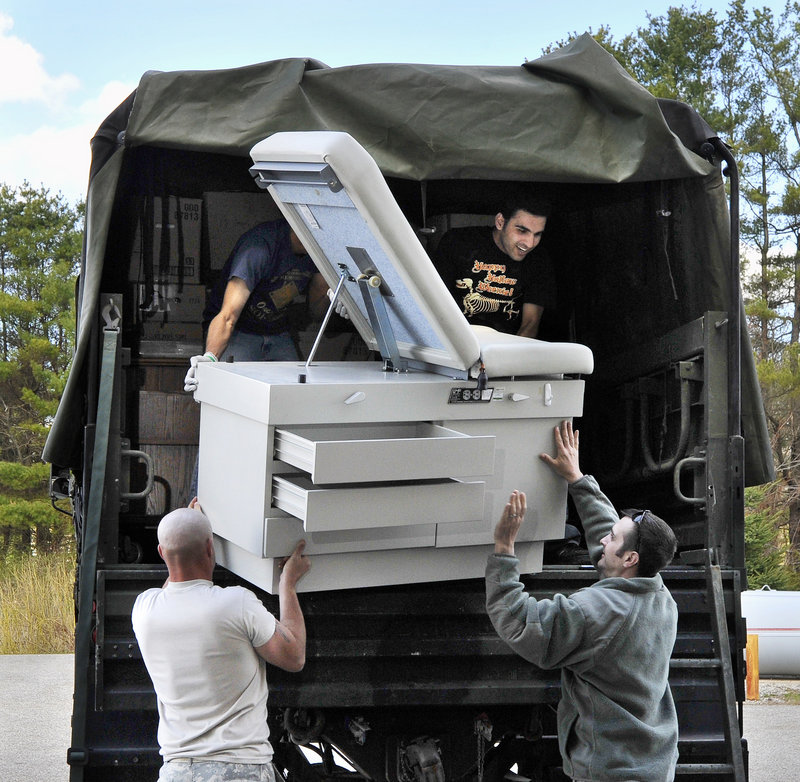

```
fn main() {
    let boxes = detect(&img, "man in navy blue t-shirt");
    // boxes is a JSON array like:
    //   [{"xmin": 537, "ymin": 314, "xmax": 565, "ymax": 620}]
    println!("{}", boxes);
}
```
[
  {"xmin": 183, "ymin": 219, "xmax": 329, "ymax": 496},
  {"xmin": 203, "ymin": 219, "xmax": 327, "ymax": 362}
]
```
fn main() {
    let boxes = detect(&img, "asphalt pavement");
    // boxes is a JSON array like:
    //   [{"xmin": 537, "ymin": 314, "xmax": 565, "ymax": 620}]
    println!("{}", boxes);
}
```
[
  {"xmin": 0, "ymin": 655, "xmax": 797, "ymax": 782},
  {"xmin": 1, "ymin": 654, "xmax": 74, "ymax": 782}
]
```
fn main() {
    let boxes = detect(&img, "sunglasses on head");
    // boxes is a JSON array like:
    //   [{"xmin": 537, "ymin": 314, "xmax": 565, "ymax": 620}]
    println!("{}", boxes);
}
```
[
  {"xmin": 630, "ymin": 509, "xmax": 651, "ymax": 525},
  {"xmin": 620, "ymin": 509, "xmax": 650, "ymax": 551}
]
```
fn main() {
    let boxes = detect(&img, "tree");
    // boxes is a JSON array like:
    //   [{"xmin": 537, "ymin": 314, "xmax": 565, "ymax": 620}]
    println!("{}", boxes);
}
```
[
  {"xmin": 557, "ymin": 3, "xmax": 800, "ymax": 582},
  {"xmin": 615, "ymin": 5, "xmax": 729, "ymax": 129},
  {"xmin": 0, "ymin": 182, "xmax": 83, "ymax": 557},
  {"xmin": 730, "ymin": 1, "xmax": 800, "ymax": 575},
  {"xmin": 545, "ymin": 6, "xmax": 742, "ymax": 137},
  {"xmin": 0, "ymin": 460, "xmax": 72, "ymax": 557},
  {"xmin": 745, "ymin": 484, "xmax": 800, "ymax": 588}
]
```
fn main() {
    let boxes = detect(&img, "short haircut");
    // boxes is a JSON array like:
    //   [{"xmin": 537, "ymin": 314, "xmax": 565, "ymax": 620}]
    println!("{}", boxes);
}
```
[
  {"xmin": 620, "ymin": 508, "xmax": 678, "ymax": 578},
  {"xmin": 498, "ymin": 197, "xmax": 552, "ymax": 221},
  {"xmin": 158, "ymin": 507, "xmax": 212, "ymax": 558}
]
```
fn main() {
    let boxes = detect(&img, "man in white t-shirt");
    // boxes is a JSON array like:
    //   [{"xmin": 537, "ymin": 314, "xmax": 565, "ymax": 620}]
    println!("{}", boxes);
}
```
[{"xmin": 132, "ymin": 500, "xmax": 309, "ymax": 782}]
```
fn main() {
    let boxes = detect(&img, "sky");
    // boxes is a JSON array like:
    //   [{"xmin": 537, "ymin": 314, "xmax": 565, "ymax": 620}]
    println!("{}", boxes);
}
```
[{"xmin": 0, "ymin": 0, "xmax": 784, "ymax": 204}]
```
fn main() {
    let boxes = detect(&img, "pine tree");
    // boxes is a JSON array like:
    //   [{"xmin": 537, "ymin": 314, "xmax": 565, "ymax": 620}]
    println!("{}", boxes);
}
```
[
  {"xmin": 549, "ymin": 3, "xmax": 800, "ymax": 584},
  {"xmin": 0, "ymin": 182, "xmax": 83, "ymax": 557}
]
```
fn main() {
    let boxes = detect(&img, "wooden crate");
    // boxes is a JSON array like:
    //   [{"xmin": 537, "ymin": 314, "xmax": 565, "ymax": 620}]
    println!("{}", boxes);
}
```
[
  {"xmin": 134, "ymin": 389, "xmax": 200, "ymax": 515},
  {"xmin": 141, "ymin": 444, "xmax": 199, "ymax": 515},
  {"xmin": 138, "ymin": 391, "xmax": 200, "ymax": 444}
]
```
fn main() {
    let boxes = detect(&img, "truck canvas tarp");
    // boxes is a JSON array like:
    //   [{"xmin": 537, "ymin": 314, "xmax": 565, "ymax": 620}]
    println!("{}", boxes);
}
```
[
  {"xmin": 47, "ymin": 34, "xmax": 773, "ymax": 782},
  {"xmin": 44, "ymin": 34, "xmax": 770, "ymax": 478}
]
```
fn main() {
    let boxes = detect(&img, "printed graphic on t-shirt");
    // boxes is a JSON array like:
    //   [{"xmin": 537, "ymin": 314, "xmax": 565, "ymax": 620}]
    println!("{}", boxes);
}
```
[
  {"xmin": 244, "ymin": 270, "xmax": 309, "ymax": 325},
  {"xmin": 456, "ymin": 259, "xmax": 520, "ymax": 321},
  {"xmin": 269, "ymin": 281, "xmax": 301, "ymax": 311}
]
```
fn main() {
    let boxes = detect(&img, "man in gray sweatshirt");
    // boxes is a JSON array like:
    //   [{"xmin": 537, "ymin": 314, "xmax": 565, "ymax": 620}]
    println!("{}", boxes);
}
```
[{"xmin": 486, "ymin": 420, "xmax": 679, "ymax": 782}]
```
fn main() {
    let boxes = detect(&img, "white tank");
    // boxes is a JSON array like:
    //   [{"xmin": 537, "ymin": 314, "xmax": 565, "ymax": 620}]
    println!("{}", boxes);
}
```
[{"xmin": 740, "ymin": 587, "xmax": 800, "ymax": 676}]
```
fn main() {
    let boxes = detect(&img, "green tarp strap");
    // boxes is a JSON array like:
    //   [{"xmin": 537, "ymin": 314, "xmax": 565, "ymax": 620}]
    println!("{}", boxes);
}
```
[{"xmin": 68, "ymin": 326, "xmax": 119, "ymax": 779}]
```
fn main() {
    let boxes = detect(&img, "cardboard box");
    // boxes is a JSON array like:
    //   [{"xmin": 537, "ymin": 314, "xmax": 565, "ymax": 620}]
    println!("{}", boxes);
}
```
[
  {"xmin": 141, "ymin": 320, "xmax": 204, "ymax": 345},
  {"xmin": 130, "ymin": 196, "xmax": 202, "ymax": 283},
  {"xmin": 204, "ymin": 191, "xmax": 283, "ymax": 270},
  {"xmin": 135, "ymin": 282, "xmax": 207, "ymax": 324},
  {"xmin": 139, "ymin": 341, "xmax": 204, "ymax": 359}
]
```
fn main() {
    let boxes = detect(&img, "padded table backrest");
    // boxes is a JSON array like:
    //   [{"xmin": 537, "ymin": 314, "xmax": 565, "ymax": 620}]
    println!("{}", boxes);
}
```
[{"xmin": 250, "ymin": 131, "xmax": 592, "ymax": 379}]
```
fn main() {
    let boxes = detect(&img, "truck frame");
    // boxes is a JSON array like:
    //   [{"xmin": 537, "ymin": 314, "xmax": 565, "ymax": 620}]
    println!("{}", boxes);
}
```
[{"xmin": 45, "ymin": 35, "xmax": 773, "ymax": 782}]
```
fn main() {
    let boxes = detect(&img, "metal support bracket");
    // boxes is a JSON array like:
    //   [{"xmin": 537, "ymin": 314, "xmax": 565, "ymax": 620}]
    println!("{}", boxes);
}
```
[
  {"xmin": 303, "ymin": 265, "xmax": 353, "ymax": 374},
  {"xmin": 356, "ymin": 268, "xmax": 406, "ymax": 372}
]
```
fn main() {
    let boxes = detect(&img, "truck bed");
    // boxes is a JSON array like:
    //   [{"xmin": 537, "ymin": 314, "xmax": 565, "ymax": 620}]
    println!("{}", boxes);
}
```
[{"xmin": 80, "ymin": 564, "xmax": 745, "ymax": 781}]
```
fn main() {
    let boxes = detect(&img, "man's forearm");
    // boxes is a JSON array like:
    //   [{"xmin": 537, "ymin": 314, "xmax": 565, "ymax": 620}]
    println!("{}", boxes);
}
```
[
  {"xmin": 516, "ymin": 303, "xmax": 543, "ymax": 339},
  {"xmin": 568, "ymin": 475, "xmax": 618, "ymax": 556},
  {"xmin": 278, "ymin": 580, "xmax": 306, "ymax": 653},
  {"xmin": 204, "ymin": 313, "xmax": 234, "ymax": 359},
  {"xmin": 485, "ymin": 553, "xmax": 547, "ymax": 666}
]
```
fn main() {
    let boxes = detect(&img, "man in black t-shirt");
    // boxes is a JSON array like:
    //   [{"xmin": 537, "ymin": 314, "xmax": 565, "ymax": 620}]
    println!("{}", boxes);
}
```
[{"xmin": 433, "ymin": 200, "xmax": 556, "ymax": 338}]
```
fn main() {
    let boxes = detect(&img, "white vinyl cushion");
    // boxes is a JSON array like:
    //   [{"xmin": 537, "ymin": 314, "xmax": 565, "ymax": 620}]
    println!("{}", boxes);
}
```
[{"xmin": 470, "ymin": 326, "xmax": 594, "ymax": 378}]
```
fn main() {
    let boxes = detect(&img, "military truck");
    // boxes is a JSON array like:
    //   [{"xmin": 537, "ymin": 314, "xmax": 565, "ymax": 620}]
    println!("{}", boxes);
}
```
[{"xmin": 45, "ymin": 34, "xmax": 773, "ymax": 782}]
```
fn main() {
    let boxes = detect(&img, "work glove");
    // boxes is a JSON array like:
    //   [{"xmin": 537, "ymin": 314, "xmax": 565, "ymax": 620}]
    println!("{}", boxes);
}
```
[
  {"xmin": 326, "ymin": 288, "xmax": 350, "ymax": 320},
  {"xmin": 184, "ymin": 352, "xmax": 217, "ymax": 393}
]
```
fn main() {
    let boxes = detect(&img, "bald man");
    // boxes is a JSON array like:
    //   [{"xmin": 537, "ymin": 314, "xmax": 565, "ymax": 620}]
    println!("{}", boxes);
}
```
[{"xmin": 132, "ymin": 502, "xmax": 309, "ymax": 782}]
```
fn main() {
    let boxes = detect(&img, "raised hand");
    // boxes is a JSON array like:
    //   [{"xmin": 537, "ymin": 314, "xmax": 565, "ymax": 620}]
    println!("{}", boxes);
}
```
[
  {"xmin": 279, "ymin": 540, "xmax": 311, "ymax": 587},
  {"xmin": 493, "ymin": 490, "xmax": 527, "ymax": 556},
  {"xmin": 539, "ymin": 420, "xmax": 583, "ymax": 484}
]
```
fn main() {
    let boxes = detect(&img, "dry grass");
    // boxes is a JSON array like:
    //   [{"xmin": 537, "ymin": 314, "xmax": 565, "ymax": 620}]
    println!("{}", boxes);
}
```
[
  {"xmin": 750, "ymin": 679, "xmax": 800, "ymax": 705},
  {"xmin": 0, "ymin": 551, "xmax": 75, "ymax": 654}
]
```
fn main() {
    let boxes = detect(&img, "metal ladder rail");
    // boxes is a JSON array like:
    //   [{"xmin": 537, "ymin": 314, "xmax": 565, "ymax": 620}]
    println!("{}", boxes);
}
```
[{"xmin": 672, "ymin": 550, "xmax": 746, "ymax": 779}]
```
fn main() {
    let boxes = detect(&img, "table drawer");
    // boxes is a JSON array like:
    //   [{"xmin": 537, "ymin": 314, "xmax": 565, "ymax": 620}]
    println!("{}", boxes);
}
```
[
  {"xmin": 273, "ymin": 422, "xmax": 495, "ymax": 483},
  {"xmin": 263, "ymin": 515, "xmax": 436, "ymax": 556},
  {"xmin": 272, "ymin": 474, "xmax": 485, "ymax": 531}
]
